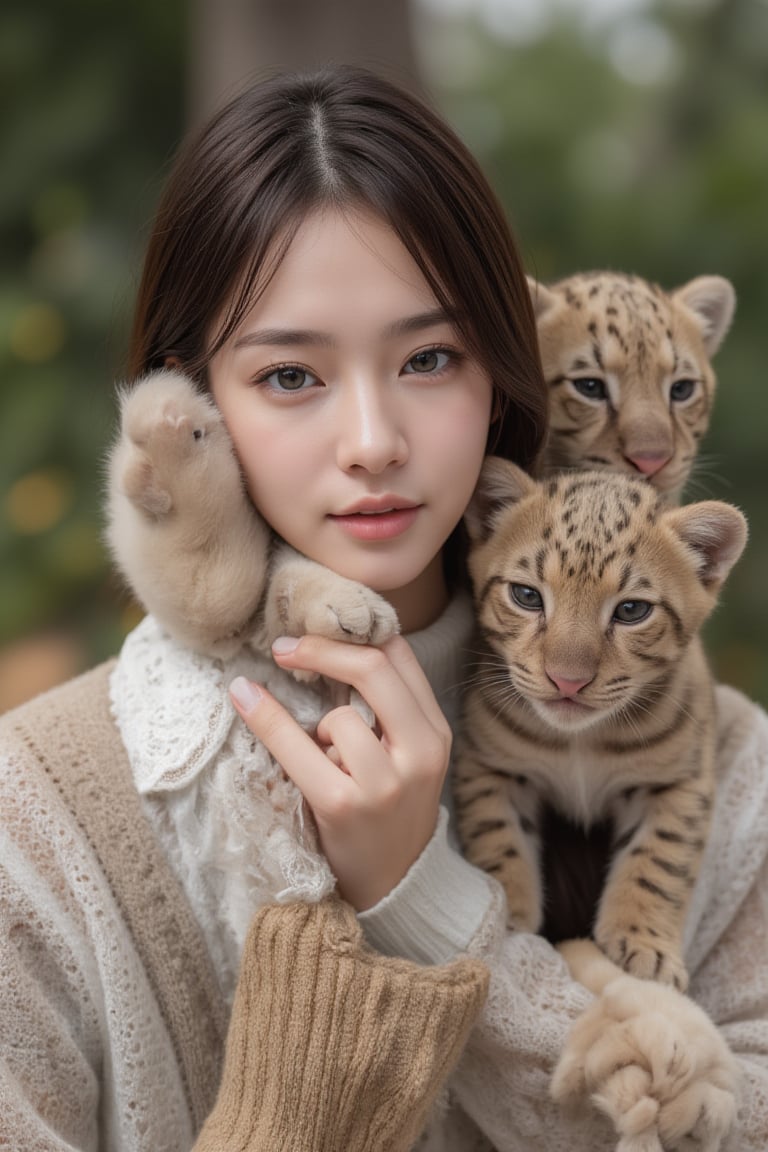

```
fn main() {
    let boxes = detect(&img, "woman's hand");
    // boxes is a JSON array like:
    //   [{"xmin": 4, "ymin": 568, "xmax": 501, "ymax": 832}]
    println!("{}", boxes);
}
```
[{"xmin": 229, "ymin": 634, "xmax": 452, "ymax": 910}]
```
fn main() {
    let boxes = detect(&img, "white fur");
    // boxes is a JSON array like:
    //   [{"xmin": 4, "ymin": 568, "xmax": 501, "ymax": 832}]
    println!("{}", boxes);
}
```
[
  {"xmin": 553, "ymin": 940, "xmax": 740, "ymax": 1152},
  {"xmin": 105, "ymin": 368, "xmax": 399, "ymax": 659}
]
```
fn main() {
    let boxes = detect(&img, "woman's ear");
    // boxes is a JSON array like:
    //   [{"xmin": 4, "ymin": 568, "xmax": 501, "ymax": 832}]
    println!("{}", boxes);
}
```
[{"xmin": 164, "ymin": 355, "xmax": 183, "ymax": 370}]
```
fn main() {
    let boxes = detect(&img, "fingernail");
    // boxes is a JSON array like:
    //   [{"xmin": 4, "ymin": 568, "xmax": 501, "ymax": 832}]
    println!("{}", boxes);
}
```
[
  {"xmin": 272, "ymin": 636, "xmax": 301, "ymax": 655},
  {"xmin": 229, "ymin": 676, "xmax": 262, "ymax": 711}
]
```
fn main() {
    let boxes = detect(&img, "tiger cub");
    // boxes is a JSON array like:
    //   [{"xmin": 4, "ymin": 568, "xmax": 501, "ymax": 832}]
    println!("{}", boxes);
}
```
[
  {"xmin": 454, "ymin": 458, "xmax": 747, "ymax": 989},
  {"xmin": 528, "ymin": 272, "xmax": 735, "ymax": 502}
]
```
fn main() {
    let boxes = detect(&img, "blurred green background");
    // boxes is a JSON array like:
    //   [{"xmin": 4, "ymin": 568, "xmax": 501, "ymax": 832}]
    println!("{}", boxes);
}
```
[{"xmin": 1, "ymin": 0, "xmax": 766, "ymax": 710}]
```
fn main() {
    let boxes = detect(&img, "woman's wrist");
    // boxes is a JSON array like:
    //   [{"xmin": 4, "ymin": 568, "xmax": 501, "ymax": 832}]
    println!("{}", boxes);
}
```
[
  {"xmin": 195, "ymin": 897, "xmax": 490, "ymax": 1152},
  {"xmin": 357, "ymin": 806, "xmax": 498, "ymax": 964}
]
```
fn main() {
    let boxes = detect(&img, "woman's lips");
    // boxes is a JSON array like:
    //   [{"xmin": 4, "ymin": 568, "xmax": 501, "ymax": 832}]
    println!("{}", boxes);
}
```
[{"xmin": 328, "ymin": 506, "xmax": 420, "ymax": 541}]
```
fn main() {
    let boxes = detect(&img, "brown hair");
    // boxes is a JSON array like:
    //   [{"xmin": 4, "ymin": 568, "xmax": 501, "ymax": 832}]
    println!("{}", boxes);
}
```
[{"xmin": 129, "ymin": 65, "xmax": 547, "ymax": 473}]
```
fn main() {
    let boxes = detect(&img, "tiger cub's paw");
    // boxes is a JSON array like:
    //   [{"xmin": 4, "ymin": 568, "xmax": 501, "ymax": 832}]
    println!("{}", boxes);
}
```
[
  {"xmin": 117, "ymin": 371, "xmax": 229, "ymax": 518},
  {"xmin": 597, "ymin": 921, "xmax": 689, "ymax": 992}
]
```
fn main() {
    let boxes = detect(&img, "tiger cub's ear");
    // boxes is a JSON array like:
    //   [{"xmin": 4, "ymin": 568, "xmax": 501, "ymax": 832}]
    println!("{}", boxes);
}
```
[
  {"xmin": 665, "ymin": 500, "xmax": 748, "ymax": 589},
  {"xmin": 672, "ymin": 275, "xmax": 736, "ymax": 357},
  {"xmin": 465, "ymin": 457, "xmax": 538, "ymax": 543},
  {"xmin": 526, "ymin": 275, "xmax": 560, "ymax": 320}
]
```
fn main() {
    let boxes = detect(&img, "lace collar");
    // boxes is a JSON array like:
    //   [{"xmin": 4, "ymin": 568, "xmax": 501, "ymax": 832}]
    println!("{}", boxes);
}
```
[
  {"xmin": 110, "ymin": 593, "xmax": 476, "ymax": 797},
  {"xmin": 109, "ymin": 615, "xmax": 312, "ymax": 795}
]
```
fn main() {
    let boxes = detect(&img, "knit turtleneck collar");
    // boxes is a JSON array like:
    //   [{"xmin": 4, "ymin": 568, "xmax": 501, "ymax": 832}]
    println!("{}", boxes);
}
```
[{"xmin": 405, "ymin": 591, "xmax": 475, "ymax": 733}]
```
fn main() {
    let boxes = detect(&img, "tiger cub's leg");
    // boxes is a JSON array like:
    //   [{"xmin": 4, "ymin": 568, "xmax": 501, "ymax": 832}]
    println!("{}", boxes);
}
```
[
  {"xmin": 453, "ymin": 740, "xmax": 541, "ymax": 932},
  {"xmin": 595, "ymin": 768, "xmax": 714, "ymax": 991}
]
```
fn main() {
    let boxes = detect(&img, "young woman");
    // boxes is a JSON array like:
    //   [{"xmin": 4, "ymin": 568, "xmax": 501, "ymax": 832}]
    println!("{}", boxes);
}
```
[{"xmin": 1, "ymin": 67, "xmax": 766, "ymax": 1152}]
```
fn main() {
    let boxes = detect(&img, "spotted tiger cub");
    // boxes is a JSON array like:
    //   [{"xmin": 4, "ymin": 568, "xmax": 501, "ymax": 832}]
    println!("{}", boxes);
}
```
[
  {"xmin": 454, "ymin": 458, "xmax": 747, "ymax": 989},
  {"xmin": 528, "ymin": 271, "xmax": 735, "ymax": 501}
]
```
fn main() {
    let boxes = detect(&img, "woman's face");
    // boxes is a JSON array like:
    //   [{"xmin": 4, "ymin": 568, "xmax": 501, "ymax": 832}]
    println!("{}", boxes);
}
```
[{"xmin": 208, "ymin": 208, "xmax": 493, "ymax": 632}]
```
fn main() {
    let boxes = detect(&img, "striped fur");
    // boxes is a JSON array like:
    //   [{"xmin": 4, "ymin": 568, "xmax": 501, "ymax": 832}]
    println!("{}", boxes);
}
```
[
  {"xmin": 528, "ymin": 271, "xmax": 735, "ymax": 502},
  {"xmin": 455, "ymin": 459, "xmax": 747, "ymax": 989}
]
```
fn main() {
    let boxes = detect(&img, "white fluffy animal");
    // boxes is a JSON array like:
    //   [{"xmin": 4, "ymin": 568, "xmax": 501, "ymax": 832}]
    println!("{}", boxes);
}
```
[
  {"xmin": 106, "ymin": 368, "xmax": 398, "ymax": 913},
  {"xmin": 106, "ymin": 367, "xmax": 398, "ymax": 661}
]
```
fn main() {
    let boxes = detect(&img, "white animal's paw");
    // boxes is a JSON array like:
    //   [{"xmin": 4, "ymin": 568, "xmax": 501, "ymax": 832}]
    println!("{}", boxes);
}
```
[
  {"xmin": 262, "ymin": 556, "xmax": 401, "ymax": 684},
  {"xmin": 551, "ymin": 967, "xmax": 740, "ymax": 1152},
  {"xmin": 302, "ymin": 585, "xmax": 399, "ymax": 646},
  {"xmin": 116, "ymin": 370, "xmax": 230, "ymax": 516},
  {"xmin": 275, "ymin": 570, "xmax": 399, "ymax": 648}
]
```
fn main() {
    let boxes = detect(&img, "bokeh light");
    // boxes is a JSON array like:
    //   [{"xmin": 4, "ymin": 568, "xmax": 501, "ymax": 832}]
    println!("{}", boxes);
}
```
[{"xmin": 6, "ymin": 469, "xmax": 74, "ymax": 535}]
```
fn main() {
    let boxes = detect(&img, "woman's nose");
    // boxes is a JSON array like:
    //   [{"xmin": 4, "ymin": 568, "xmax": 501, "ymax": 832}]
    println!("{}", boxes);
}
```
[{"xmin": 335, "ymin": 379, "xmax": 408, "ymax": 474}]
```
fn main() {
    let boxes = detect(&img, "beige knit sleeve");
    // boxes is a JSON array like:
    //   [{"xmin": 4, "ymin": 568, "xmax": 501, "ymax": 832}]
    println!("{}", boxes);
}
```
[{"xmin": 194, "ymin": 896, "xmax": 489, "ymax": 1152}]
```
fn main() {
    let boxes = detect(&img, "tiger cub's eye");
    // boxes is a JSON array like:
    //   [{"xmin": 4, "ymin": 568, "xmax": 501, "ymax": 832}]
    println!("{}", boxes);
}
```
[
  {"xmin": 510, "ymin": 584, "xmax": 544, "ymax": 610},
  {"xmin": 572, "ymin": 377, "xmax": 607, "ymax": 400},
  {"xmin": 613, "ymin": 600, "xmax": 652, "ymax": 624},
  {"xmin": 670, "ymin": 378, "xmax": 696, "ymax": 402}
]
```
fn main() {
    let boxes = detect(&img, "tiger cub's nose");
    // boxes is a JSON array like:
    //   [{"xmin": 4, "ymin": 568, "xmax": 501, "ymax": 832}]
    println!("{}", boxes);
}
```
[
  {"xmin": 546, "ymin": 672, "xmax": 593, "ymax": 698},
  {"xmin": 625, "ymin": 451, "xmax": 672, "ymax": 476}
]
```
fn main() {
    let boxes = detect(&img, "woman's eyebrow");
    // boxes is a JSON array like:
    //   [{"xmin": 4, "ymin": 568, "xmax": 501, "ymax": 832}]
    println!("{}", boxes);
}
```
[
  {"xmin": 232, "ymin": 310, "xmax": 454, "ymax": 351},
  {"xmin": 383, "ymin": 309, "xmax": 454, "ymax": 338},
  {"xmin": 233, "ymin": 327, "xmax": 334, "ymax": 349}
]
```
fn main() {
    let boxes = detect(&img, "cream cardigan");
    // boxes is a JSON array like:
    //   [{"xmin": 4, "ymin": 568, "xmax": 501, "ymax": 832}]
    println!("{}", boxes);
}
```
[{"xmin": 1, "ymin": 615, "xmax": 768, "ymax": 1149}]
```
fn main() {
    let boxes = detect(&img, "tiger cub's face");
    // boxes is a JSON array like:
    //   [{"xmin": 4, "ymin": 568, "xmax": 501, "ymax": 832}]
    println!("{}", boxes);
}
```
[
  {"xmin": 529, "ymin": 272, "xmax": 735, "ymax": 502},
  {"xmin": 465, "ymin": 459, "xmax": 746, "ymax": 735}
]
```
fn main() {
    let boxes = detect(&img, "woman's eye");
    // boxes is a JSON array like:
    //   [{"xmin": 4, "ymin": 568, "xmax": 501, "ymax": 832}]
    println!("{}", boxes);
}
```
[
  {"xmin": 613, "ymin": 600, "xmax": 653, "ymax": 624},
  {"xmin": 403, "ymin": 348, "xmax": 452, "ymax": 375},
  {"xmin": 260, "ymin": 365, "xmax": 318, "ymax": 392},
  {"xmin": 509, "ymin": 584, "xmax": 543, "ymax": 611},
  {"xmin": 572, "ymin": 377, "xmax": 607, "ymax": 401},
  {"xmin": 670, "ymin": 378, "xmax": 697, "ymax": 402}
]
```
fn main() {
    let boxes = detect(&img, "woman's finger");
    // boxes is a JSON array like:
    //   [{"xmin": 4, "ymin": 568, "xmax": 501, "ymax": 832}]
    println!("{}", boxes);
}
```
[
  {"xmin": 229, "ymin": 677, "xmax": 350, "ymax": 807},
  {"xmin": 315, "ymin": 705, "xmax": 395, "ymax": 794},
  {"xmin": 271, "ymin": 634, "xmax": 450, "ymax": 747}
]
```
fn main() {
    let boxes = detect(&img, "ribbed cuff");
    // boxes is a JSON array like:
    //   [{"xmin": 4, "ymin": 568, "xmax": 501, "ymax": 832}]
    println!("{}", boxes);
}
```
[
  {"xmin": 358, "ymin": 807, "xmax": 496, "ymax": 964},
  {"xmin": 194, "ymin": 897, "xmax": 489, "ymax": 1152}
]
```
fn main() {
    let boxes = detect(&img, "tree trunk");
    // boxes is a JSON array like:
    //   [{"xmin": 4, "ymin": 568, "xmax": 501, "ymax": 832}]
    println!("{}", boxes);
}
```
[{"xmin": 188, "ymin": 0, "xmax": 422, "ymax": 126}]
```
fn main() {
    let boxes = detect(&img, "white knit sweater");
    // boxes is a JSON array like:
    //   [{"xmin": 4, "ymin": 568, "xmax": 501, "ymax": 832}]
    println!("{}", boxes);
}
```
[
  {"xmin": 361, "ymin": 677, "xmax": 768, "ymax": 1150},
  {"xmin": 111, "ymin": 597, "xmax": 476, "ymax": 1005},
  {"xmin": 1, "ymin": 598, "xmax": 767, "ymax": 1150}
]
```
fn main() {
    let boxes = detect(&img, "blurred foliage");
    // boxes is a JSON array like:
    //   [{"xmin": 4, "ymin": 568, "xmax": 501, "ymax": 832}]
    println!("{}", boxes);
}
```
[
  {"xmin": 422, "ymin": 0, "xmax": 768, "ymax": 706},
  {"xmin": 1, "ymin": 0, "xmax": 766, "ymax": 708},
  {"xmin": 0, "ymin": 0, "xmax": 186, "ymax": 699}
]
